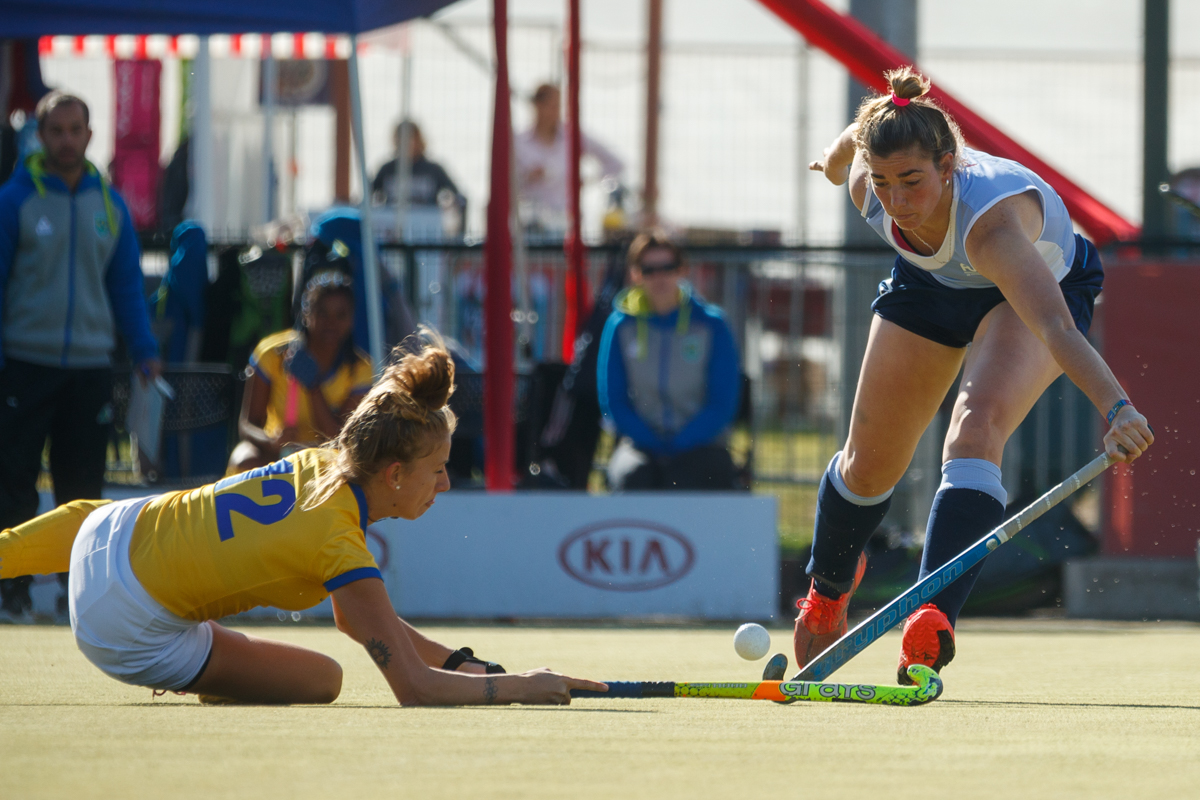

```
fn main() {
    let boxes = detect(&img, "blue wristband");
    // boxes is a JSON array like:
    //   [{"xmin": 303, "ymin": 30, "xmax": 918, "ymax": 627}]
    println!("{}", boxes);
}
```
[{"xmin": 1106, "ymin": 399, "xmax": 1130, "ymax": 425}]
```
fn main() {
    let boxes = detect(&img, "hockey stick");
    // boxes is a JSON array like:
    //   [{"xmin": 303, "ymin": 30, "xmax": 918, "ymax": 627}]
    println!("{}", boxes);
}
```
[
  {"xmin": 571, "ymin": 664, "xmax": 943, "ymax": 705},
  {"xmin": 793, "ymin": 451, "xmax": 1115, "ymax": 682}
]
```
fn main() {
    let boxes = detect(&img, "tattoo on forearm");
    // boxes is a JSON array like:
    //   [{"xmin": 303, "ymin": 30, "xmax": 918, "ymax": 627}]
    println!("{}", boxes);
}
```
[
  {"xmin": 366, "ymin": 638, "xmax": 392, "ymax": 670},
  {"xmin": 483, "ymin": 677, "xmax": 498, "ymax": 704}
]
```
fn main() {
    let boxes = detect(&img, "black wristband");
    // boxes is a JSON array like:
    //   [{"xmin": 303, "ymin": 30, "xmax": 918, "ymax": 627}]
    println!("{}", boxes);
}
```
[
  {"xmin": 442, "ymin": 647, "xmax": 506, "ymax": 674},
  {"xmin": 441, "ymin": 647, "xmax": 473, "ymax": 671}
]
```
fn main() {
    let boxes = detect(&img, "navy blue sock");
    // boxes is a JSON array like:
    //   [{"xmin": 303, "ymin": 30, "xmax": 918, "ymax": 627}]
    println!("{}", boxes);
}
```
[
  {"xmin": 920, "ymin": 488, "xmax": 1004, "ymax": 627},
  {"xmin": 806, "ymin": 461, "xmax": 891, "ymax": 599}
]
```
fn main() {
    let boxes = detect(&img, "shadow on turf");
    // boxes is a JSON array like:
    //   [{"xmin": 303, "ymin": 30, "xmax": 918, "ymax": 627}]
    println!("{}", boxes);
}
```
[{"xmin": 942, "ymin": 699, "xmax": 1200, "ymax": 711}]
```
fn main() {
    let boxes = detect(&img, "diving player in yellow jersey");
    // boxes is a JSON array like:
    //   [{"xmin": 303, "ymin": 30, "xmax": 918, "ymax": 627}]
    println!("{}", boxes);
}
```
[{"xmin": 0, "ymin": 334, "xmax": 607, "ymax": 706}]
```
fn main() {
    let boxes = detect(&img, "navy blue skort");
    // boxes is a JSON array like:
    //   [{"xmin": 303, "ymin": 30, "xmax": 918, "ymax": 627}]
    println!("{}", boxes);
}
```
[{"xmin": 871, "ymin": 233, "xmax": 1104, "ymax": 349}]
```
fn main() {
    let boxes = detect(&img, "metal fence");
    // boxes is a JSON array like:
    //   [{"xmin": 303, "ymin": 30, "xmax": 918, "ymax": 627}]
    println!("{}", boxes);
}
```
[
  {"xmin": 111, "ymin": 240, "xmax": 1109, "ymax": 546},
  {"xmin": 370, "ymin": 241, "xmax": 1103, "ymax": 547}
]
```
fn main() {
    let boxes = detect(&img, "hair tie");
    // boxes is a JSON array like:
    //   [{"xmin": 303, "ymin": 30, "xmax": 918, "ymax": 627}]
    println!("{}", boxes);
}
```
[{"xmin": 890, "ymin": 94, "xmax": 910, "ymax": 107}]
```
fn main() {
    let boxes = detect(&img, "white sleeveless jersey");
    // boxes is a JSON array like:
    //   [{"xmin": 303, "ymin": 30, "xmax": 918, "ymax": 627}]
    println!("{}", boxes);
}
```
[{"xmin": 861, "ymin": 147, "xmax": 1077, "ymax": 289}]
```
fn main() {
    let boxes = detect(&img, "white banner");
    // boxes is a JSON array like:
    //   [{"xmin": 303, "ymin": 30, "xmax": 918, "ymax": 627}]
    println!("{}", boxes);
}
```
[
  {"xmin": 38, "ymin": 490, "xmax": 776, "ymax": 623},
  {"xmin": 378, "ymin": 493, "xmax": 778, "ymax": 621}
]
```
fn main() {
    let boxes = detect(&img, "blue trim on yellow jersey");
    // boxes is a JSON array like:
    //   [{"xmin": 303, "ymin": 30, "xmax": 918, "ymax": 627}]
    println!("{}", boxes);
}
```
[
  {"xmin": 248, "ymin": 352, "xmax": 271, "ymax": 388},
  {"xmin": 323, "ymin": 566, "xmax": 382, "ymax": 592},
  {"xmin": 214, "ymin": 458, "xmax": 294, "ymax": 491},
  {"xmin": 349, "ymin": 483, "xmax": 369, "ymax": 531}
]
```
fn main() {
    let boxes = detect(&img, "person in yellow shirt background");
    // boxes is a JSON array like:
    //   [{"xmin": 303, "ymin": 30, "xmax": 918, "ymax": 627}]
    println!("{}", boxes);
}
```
[
  {"xmin": 0, "ymin": 335, "xmax": 605, "ymax": 706},
  {"xmin": 228, "ymin": 269, "xmax": 374, "ymax": 474}
]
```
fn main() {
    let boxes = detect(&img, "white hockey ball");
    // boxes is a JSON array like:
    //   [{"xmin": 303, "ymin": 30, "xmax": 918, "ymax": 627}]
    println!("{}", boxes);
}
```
[{"xmin": 733, "ymin": 623, "xmax": 771, "ymax": 661}]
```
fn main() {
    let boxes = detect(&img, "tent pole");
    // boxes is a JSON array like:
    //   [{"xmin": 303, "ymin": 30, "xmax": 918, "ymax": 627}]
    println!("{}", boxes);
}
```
[
  {"xmin": 396, "ymin": 28, "xmax": 413, "ymax": 239},
  {"xmin": 348, "ymin": 34, "xmax": 387, "ymax": 368},
  {"xmin": 261, "ymin": 38, "xmax": 277, "ymax": 224},
  {"xmin": 485, "ymin": 0, "xmax": 516, "ymax": 491},
  {"xmin": 562, "ymin": 0, "xmax": 585, "ymax": 360},
  {"xmin": 190, "ymin": 35, "xmax": 215, "ymax": 234},
  {"xmin": 643, "ymin": 0, "xmax": 662, "ymax": 226}
]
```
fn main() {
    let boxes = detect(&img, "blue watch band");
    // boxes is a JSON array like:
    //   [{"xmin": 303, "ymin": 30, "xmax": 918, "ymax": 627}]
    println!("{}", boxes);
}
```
[{"xmin": 1106, "ymin": 399, "xmax": 1130, "ymax": 424}]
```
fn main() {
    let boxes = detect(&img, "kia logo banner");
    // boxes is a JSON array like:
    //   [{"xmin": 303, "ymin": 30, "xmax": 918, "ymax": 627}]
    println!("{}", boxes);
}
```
[
  {"xmin": 558, "ymin": 520, "xmax": 696, "ymax": 592},
  {"xmin": 373, "ymin": 494, "xmax": 778, "ymax": 620}
]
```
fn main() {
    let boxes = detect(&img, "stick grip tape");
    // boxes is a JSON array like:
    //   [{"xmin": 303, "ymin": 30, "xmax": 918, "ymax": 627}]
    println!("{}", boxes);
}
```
[{"xmin": 571, "ymin": 682, "xmax": 676, "ymax": 698}]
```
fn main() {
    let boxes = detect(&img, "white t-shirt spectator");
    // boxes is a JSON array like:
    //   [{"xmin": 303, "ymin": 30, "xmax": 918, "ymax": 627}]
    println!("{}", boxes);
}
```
[{"xmin": 514, "ymin": 126, "xmax": 623, "ymax": 231}]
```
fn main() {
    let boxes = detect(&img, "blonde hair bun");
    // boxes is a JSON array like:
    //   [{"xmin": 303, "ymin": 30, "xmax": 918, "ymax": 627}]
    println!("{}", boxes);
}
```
[
  {"xmin": 302, "ymin": 326, "xmax": 457, "ymax": 509},
  {"xmin": 383, "ymin": 345, "xmax": 456, "ymax": 423}
]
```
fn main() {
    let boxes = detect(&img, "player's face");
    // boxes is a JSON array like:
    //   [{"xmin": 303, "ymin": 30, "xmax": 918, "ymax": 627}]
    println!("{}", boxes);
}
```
[
  {"xmin": 306, "ymin": 292, "xmax": 354, "ymax": 351},
  {"xmin": 39, "ymin": 102, "xmax": 92, "ymax": 174},
  {"xmin": 864, "ymin": 147, "xmax": 953, "ymax": 230},
  {"xmin": 392, "ymin": 433, "xmax": 452, "ymax": 521}
]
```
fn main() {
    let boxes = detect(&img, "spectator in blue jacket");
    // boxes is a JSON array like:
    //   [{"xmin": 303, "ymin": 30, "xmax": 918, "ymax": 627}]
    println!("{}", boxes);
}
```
[
  {"xmin": 597, "ymin": 230, "xmax": 741, "ymax": 491},
  {"xmin": 0, "ymin": 92, "xmax": 160, "ymax": 623}
]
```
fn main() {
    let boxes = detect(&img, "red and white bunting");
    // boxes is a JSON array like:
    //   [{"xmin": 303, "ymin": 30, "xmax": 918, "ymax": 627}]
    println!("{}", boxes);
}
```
[{"xmin": 37, "ymin": 34, "xmax": 362, "ymax": 60}]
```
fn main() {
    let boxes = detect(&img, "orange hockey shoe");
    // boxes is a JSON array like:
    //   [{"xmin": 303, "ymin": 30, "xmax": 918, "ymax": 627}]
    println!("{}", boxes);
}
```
[
  {"xmin": 792, "ymin": 552, "xmax": 867, "ymax": 669},
  {"xmin": 897, "ymin": 603, "xmax": 956, "ymax": 685}
]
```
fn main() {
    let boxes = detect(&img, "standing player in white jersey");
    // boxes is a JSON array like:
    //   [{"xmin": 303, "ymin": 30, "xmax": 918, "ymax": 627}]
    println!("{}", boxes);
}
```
[{"xmin": 798, "ymin": 67, "xmax": 1153, "ymax": 683}]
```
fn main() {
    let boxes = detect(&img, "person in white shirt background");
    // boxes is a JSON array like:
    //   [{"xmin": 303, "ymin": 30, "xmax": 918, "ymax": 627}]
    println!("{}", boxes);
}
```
[{"xmin": 514, "ymin": 83, "xmax": 624, "ymax": 237}]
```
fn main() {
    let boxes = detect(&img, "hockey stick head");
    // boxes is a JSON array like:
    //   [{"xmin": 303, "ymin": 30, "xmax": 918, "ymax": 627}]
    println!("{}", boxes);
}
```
[
  {"xmin": 762, "ymin": 653, "xmax": 788, "ymax": 682},
  {"xmin": 902, "ymin": 664, "xmax": 944, "ymax": 704}
]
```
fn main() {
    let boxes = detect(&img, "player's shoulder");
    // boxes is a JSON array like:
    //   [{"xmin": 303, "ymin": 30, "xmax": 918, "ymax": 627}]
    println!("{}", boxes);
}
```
[
  {"xmin": 956, "ymin": 148, "xmax": 1036, "ymax": 193},
  {"xmin": 349, "ymin": 345, "xmax": 373, "ymax": 371},
  {"xmin": 254, "ymin": 329, "xmax": 300, "ymax": 358},
  {"xmin": 288, "ymin": 450, "xmax": 363, "ymax": 516},
  {"xmin": 289, "ymin": 446, "xmax": 334, "ymax": 470}
]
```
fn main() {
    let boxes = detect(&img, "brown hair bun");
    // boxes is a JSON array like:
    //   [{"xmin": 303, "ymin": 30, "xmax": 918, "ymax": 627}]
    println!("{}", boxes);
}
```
[{"xmin": 853, "ymin": 66, "xmax": 962, "ymax": 166}]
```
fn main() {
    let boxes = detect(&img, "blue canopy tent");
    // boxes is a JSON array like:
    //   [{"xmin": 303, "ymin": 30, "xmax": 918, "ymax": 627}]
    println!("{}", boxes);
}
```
[
  {"xmin": 0, "ymin": 0, "xmax": 521, "ymax": 489},
  {"xmin": 0, "ymin": 1, "xmax": 457, "ymax": 37}
]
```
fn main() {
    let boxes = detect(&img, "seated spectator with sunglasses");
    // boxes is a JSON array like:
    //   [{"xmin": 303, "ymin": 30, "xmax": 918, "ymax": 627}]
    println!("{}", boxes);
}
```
[
  {"xmin": 227, "ymin": 270, "xmax": 374, "ymax": 474},
  {"xmin": 597, "ymin": 230, "xmax": 741, "ymax": 491}
]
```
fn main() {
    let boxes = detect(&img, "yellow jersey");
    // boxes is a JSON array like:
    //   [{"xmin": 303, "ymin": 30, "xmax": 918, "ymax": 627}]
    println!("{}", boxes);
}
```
[
  {"xmin": 127, "ymin": 447, "xmax": 380, "ymax": 621},
  {"xmin": 0, "ymin": 451, "xmax": 379, "ymax": 622},
  {"xmin": 250, "ymin": 329, "xmax": 374, "ymax": 444}
]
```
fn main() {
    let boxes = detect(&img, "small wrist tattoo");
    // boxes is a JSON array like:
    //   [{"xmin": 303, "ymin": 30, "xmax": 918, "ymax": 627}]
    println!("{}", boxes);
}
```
[
  {"xmin": 366, "ymin": 638, "xmax": 392, "ymax": 670},
  {"xmin": 483, "ymin": 677, "xmax": 498, "ymax": 704}
]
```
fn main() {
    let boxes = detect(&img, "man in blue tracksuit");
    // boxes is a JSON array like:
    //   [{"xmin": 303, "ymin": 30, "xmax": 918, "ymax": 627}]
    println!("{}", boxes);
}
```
[
  {"xmin": 598, "ymin": 231, "xmax": 741, "ymax": 491},
  {"xmin": 0, "ymin": 92, "xmax": 159, "ymax": 622}
]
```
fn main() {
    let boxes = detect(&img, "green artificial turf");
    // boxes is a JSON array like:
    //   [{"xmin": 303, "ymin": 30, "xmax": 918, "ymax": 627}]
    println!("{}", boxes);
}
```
[{"xmin": 3, "ymin": 620, "xmax": 1200, "ymax": 799}]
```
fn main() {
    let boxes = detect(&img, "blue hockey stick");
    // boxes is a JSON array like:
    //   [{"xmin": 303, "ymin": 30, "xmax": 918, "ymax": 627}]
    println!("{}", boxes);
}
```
[{"xmin": 793, "ymin": 451, "xmax": 1115, "ymax": 682}]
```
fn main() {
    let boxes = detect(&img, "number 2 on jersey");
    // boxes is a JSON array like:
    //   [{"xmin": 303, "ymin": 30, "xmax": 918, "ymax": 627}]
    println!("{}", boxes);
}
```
[{"xmin": 213, "ymin": 460, "xmax": 297, "ymax": 542}]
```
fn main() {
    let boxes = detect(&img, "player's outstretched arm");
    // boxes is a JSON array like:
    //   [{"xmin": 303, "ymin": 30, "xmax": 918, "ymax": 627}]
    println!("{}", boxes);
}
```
[
  {"xmin": 809, "ymin": 123, "xmax": 859, "ymax": 186},
  {"xmin": 331, "ymin": 577, "xmax": 607, "ymax": 705},
  {"xmin": 809, "ymin": 123, "xmax": 871, "ymax": 214},
  {"xmin": 966, "ymin": 195, "xmax": 1153, "ymax": 462}
]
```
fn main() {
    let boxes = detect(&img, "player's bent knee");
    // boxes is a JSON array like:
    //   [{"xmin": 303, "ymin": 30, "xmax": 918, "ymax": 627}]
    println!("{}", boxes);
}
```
[
  {"xmin": 947, "ymin": 411, "xmax": 1007, "ymax": 458},
  {"xmin": 307, "ymin": 657, "xmax": 343, "ymax": 704},
  {"xmin": 227, "ymin": 441, "xmax": 269, "ymax": 474},
  {"xmin": 840, "ymin": 458, "xmax": 899, "ymax": 499}
]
